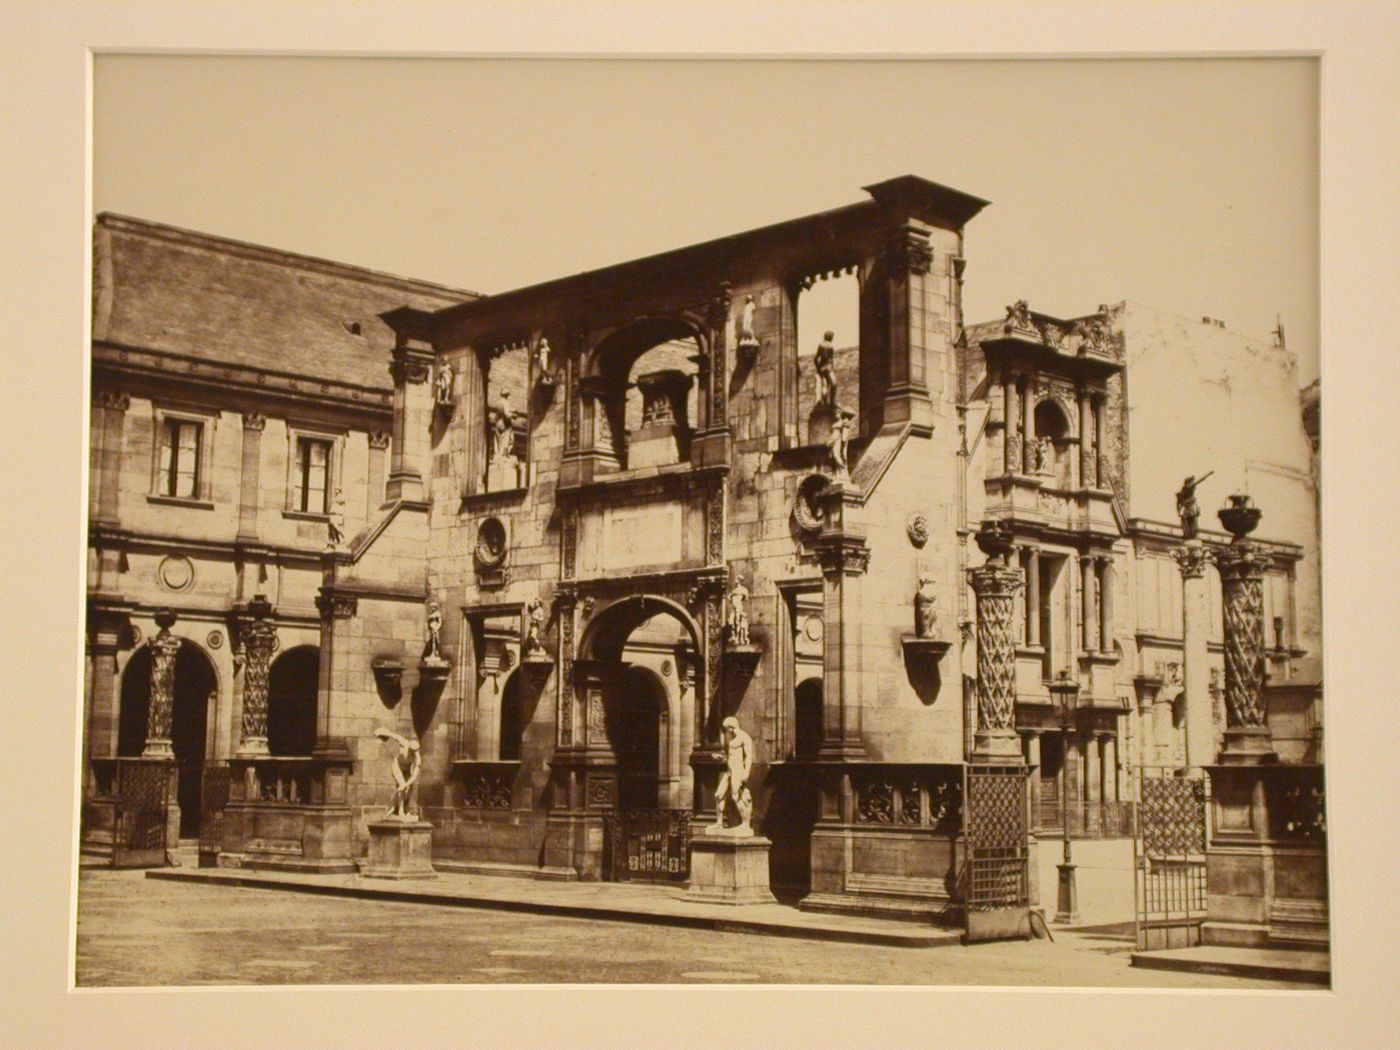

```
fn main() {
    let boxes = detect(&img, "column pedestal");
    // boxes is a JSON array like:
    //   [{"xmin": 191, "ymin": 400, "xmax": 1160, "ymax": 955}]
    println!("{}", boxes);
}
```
[
  {"xmin": 361, "ymin": 819, "xmax": 437, "ymax": 880},
  {"xmin": 683, "ymin": 831, "xmax": 776, "ymax": 905}
]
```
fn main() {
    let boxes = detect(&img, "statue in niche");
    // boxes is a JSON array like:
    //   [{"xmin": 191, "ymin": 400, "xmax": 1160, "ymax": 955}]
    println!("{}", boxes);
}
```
[
  {"xmin": 814, "ymin": 331, "xmax": 838, "ymax": 407},
  {"xmin": 736, "ymin": 295, "xmax": 759, "ymax": 351},
  {"xmin": 326, "ymin": 487, "xmax": 347, "ymax": 549},
  {"xmin": 434, "ymin": 360, "xmax": 455, "ymax": 408},
  {"xmin": 424, "ymin": 599, "xmax": 445, "ymax": 664},
  {"xmin": 713, "ymin": 717, "xmax": 755, "ymax": 834},
  {"xmin": 726, "ymin": 578, "xmax": 750, "ymax": 647},
  {"xmin": 535, "ymin": 338, "xmax": 554, "ymax": 383},
  {"xmin": 488, "ymin": 390, "xmax": 517, "ymax": 464},
  {"xmin": 1035, "ymin": 436, "xmax": 1054, "ymax": 473},
  {"xmin": 828, "ymin": 406, "xmax": 855, "ymax": 477},
  {"xmin": 915, "ymin": 572, "xmax": 940, "ymax": 639},
  {"xmin": 1175, "ymin": 471, "xmax": 1213, "ymax": 539},
  {"xmin": 522, "ymin": 596, "xmax": 547, "ymax": 657},
  {"xmin": 374, "ymin": 728, "xmax": 422, "ymax": 820}
]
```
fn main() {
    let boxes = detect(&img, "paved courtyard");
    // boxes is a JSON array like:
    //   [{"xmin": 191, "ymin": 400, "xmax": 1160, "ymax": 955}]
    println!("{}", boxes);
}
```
[{"xmin": 74, "ymin": 870, "xmax": 1311, "ymax": 989}]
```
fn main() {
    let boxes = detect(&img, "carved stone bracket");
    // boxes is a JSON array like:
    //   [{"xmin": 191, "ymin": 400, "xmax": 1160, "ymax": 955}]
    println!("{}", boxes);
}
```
[
  {"xmin": 888, "ymin": 224, "xmax": 934, "ymax": 276},
  {"xmin": 316, "ymin": 590, "xmax": 359, "ymax": 621},
  {"xmin": 815, "ymin": 535, "xmax": 871, "ymax": 578},
  {"xmin": 390, "ymin": 345, "xmax": 432, "ymax": 385}
]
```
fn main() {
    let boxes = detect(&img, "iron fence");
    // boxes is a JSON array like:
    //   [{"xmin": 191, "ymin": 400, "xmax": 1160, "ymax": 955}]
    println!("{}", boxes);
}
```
[
  {"xmin": 603, "ymin": 809, "xmax": 693, "ymax": 883},
  {"xmin": 1133, "ymin": 767, "xmax": 1209, "ymax": 951}
]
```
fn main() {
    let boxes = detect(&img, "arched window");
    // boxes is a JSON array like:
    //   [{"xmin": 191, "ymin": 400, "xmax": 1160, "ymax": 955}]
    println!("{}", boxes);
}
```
[
  {"xmin": 794, "ymin": 677, "xmax": 824, "ymax": 759},
  {"xmin": 795, "ymin": 269, "xmax": 861, "ymax": 445},
  {"xmin": 267, "ymin": 646, "xmax": 319, "ymax": 757}
]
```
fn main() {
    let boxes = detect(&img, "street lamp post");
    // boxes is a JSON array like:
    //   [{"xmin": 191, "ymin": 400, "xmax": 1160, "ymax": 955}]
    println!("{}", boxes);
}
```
[{"xmin": 1050, "ymin": 670, "xmax": 1081, "ymax": 925}]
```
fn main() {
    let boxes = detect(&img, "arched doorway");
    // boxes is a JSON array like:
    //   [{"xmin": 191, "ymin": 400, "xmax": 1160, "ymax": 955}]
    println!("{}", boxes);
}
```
[
  {"xmin": 499, "ymin": 669, "xmax": 527, "ymax": 762},
  {"xmin": 794, "ymin": 677, "xmax": 824, "ymax": 759},
  {"xmin": 267, "ymin": 646, "xmax": 319, "ymax": 756},
  {"xmin": 613, "ymin": 666, "xmax": 667, "ymax": 809},
  {"xmin": 117, "ymin": 640, "xmax": 217, "ymax": 838}
]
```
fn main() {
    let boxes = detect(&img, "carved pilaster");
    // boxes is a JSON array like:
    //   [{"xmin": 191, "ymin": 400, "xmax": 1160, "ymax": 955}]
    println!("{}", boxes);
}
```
[
  {"xmin": 368, "ymin": 430, "xmax": 391, "ymax": 450},
  {"xmin": 142, "ymin": 608, "xmax": 181, "ymax": 759},
  {"xmin": 315, "ymin": 591, "xmax": 359, "ymax": 621},
  {"xmin": 706, "ymin": 283, "xmax": 732, "ymax": 423},
  {"xmin": 94, "ymin": 390, "xmax": 131, "ymax": 412},
  {"xmin": 705, "ymin": 483, "xmax": 725, "ymax": 566},
  {"xmin": 236, "ymin": 595, "xmax": 277, "ymax": 756},
  {"xmin": 242, "ymin": 412, "xmax": 267, "ymax": 432},
  {"xmin": 558, "ymin": 600, "xmax": 575, "ymax": 747}
]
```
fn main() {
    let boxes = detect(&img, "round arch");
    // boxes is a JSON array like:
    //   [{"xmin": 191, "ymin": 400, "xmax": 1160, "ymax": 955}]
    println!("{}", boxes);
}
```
[
  {"xmin": 586, "ymin": 314, "xmax": 707, "ymax": 383},
  {"xmin": 267, "ymin": 645, "xmax": 319, "ymax": 757},
  {"xmin": 577, "ymin": 594, "xmax": 703, "ymax": 664},
  {"xmin": 1033, "ymin": 397, "xmax": 1074, "ymax": 485}
]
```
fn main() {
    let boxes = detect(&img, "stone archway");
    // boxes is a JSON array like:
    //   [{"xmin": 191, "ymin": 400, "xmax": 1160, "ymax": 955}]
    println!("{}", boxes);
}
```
[
  {"xmin": 117, "ymin": 639, "xmax": 218, "ymax": 838},
  {"xmin": 267, "ymin": 645, "xmax": 319, "ymax": 757}
]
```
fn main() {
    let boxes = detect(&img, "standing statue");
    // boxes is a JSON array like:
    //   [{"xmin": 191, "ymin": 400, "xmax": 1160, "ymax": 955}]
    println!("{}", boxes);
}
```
[
  {"xmin": 424, "ymin": 599, "xmax": 444, "ymax": 662},
  {"xmin": 434, "ymin": 360, "xmax": 455, "ymax": 408},
  {"xmin": 1035, "ymin": 436, "xmax": 1054, "ymax": 473},
  {"xmin": 326, "ymin": 487, "xmax": 347, "ymax": 549},
  {"xmin": 714, "ymin": 717, "xmax": 755, "ymax": 833},
  {"xmin": 736, "ymin": 295, "xmax": 759, "ymax": 351},
  {"xmin": 915, "ymin": 572, "xmax": 940, "ymax": 639},
  {"xmin": 535, "ymin": 337, "xmax": 553, "ymax": 380},
  {"xmin": 374, "ymin": 728, "xmax": 422, "ymax": 820},
  {"xmin": 828, "ymin": 406, "xmax": 855, "ymax": 476},
  {"xmin": 488, "ymin": 391, "xmax": 516, "ymax": 463},
  {"xmin": 726, "ymin": 578, "xmax": 751, "ymax": 647},
  {"xmin": 522, "ymin": 596, "xmax": 546, "ymax": 656},
  {"xmin": 814, "ymin": 331, "xmax": 838, "ymax": 407},
  {"xmin": 1175, "ymin": 470, "xmax": 1214, "ymax": 539}
]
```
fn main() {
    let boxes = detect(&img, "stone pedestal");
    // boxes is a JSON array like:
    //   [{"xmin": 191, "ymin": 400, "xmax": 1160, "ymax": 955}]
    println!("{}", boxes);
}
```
[
  {"xmin": 683, "ymin": 830, "xmax": 776, "ymax": 905},
  {"xmin": 487, "ymin": 458, "xmax": 522, "ymax": 493},
  {"xmin": 807, "ymin": 402, "xmax": 835, "ymax": 446},
  {"xmin": 362, "ymin": 819, "xmax": 437, "ymax": 880}
]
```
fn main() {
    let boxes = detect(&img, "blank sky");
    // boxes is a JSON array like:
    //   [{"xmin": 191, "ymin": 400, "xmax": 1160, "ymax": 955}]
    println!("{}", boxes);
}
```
[{"xmin": 94, "ymin": 56, "xmax": 1318, "ymax": 383}]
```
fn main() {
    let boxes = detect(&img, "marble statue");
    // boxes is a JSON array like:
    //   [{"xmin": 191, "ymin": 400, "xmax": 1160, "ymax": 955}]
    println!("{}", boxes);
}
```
[
  {"xmin": 915, "ymin": 572, "xmax": 939, "ymax": 639},
  {"xmin": 374, "ymin": 728, "xmax": 422, "ymax": 820},
  {"xmin": 535, "ymin": 337, "xmax": 553, "ymax": 380},
  {"xmin": 434, "ymin": 360, "xmax": 454, "ymax": 407},
  {"xmin": 1175, "ymin": 470, "xmax": 1213, "ymax": 539},
  {"xmin": 828, "ymin": 406, "xmax": 855, "ymax": 476},
  {"xmin": 326, "ymin": 488, "xmax": 347, "ymax": 549},
  {"xmin": 522, "ymin": 596, "xmax": 546, "ymax": 656},
  {"xmin": 425, "ymin": 599, "xmax": 444, "ymax": 662},
  {"xmin": 714, "ymin": 717, "xmax": 754, "ymax": 833},
  {"xmin": 726, "ymin": 578, "xmax": 750, "ymax": 647},
  {"xmin": 736, "ymin": 295, "xmax": 759, "ymax": 350},
  {"xmin": 814, "ymin": 331, "xmax": 837, "ymax": 406},
  {"xmin": 489, "ymin": 391, "xmax": 516, "ymax": 463},
  {"xmin": 1035, "ymin": 436, "xmax": 1054, "ymax": 473}
]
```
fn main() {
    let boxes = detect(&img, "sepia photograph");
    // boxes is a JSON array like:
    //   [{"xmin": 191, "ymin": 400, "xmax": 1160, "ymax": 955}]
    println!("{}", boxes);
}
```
[{"xmin": 70, "ymin": 50, "xmax": 1335, "ymax": 996}]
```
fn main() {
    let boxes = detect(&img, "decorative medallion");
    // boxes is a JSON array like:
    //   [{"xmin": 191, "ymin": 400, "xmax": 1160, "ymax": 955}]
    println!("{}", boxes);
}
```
[
  {"xmin": 157, "ymin": 555, "xmax": 195, "ymax": 592},
  {"xmin": 906, "ymin": 512, "xmax": 929, "ymax": 548},
  {"xmin": 475, "ymin": 517, "xmax": 508, "ymax": 568},
  {"xmin": 207, "ymin": 630, "xmax": 223, "ymax": 650},
  {"xmin": 661, "ymin": 659, "xmax": 673, "ymax": 678},
  {"xmin": 792, "ymin": 473, "xmax": 828, "ymax": 536}
]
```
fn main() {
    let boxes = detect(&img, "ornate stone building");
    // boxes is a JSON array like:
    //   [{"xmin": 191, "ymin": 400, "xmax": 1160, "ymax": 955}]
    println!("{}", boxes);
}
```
[{"xmin": 83, "ymin": 178, "xmax": 1321, "ymax": 924}]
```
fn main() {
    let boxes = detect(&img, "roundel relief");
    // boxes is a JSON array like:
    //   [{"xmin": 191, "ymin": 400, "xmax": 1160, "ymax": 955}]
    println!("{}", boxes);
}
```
[
  {"xmin": 792, "ymin": 473, "xmax": 829, "ymax": 536},
  {"xmin": 475, "ymin": 517, "xmax": 508, "ymax": 567},
  {"xmin": 157, "ymin": 555, "xmax": 195, "ymax": 592}
]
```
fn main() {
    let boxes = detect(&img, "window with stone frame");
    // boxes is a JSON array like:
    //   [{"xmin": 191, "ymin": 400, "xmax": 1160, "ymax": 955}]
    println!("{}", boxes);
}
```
[
  {"xmin": 150, "ymin": 406, "xmax": 215, "ymax": 503},
  {"xmin": 284, "ymin": 425, "xmax": 342, "ymax": 517}
]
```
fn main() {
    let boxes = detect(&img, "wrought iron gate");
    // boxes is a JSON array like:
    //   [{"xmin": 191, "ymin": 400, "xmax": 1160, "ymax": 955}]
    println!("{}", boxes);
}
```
[
  {"xmin": 1133, "ymin": 768, "xmax": 1209, "ymax": 950},
  {"xmin": 198, "ymin": 762, "xmax": 232, "ymax": 868},
  {"xmin": 963, "ymin": 765, "xmax": 1030, "ymax": 942},
  {"xmin": 604, "ymin": 809, "xmax": 692, "ymax": 882},
  {"xmin": 112, "ymin": 760, "xmax": 172, "ymax": 868}
]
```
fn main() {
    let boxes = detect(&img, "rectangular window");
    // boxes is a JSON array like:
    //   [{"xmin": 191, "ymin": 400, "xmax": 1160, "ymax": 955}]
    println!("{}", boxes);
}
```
[
  {"xmin": 295, "ymin": 437, "xmax": 332, "ymax": 514},
  {"xmin": 158, "ymin": 418, "xmax": 202, "ymax": 498}
]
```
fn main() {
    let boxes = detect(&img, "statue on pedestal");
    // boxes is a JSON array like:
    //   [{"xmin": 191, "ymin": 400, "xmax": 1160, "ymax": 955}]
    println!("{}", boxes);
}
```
[
  {"xmin": 326, "ymin": 488, "xmax": 347, "ymax": 549},
  {"xmin": 828, "ymin": 406, "xmax": 855, "ymax": 476},
  {"xmin": 726, "ymin": 578, "xmax": 750, "ymax": 647},
  {"xmin": 736, "ymin": 295, "xmax": 759, "ymax": 352},
  {"xmin": 434, "ymin": 360, "xmax": 455, "ymax": 409},
  {"xmin": 522, "ymin": 596, "xmax": 547, "ymax": 657},
  {"xmin": 1175, "ymin": 470, "xmax": 1214, "ymax": 539},
  {"xmin": 374, "ymin": 728, "xmax": 422, "ymax": 820},
  {"xmin": 424, "ymin": 599, "xmax": 444, "ymax": 664},
  {"xmin": 713, "ymin": 717, "xmax": 754, "ymax": 834},
  {"xmin": 814, "ymin": 331, "xmax": 838, "ymax": 406},
  {"xmin": 535, "ymin": 338, "xmax": 554, "ymax": 385},
  {"xmin": 488, "ymin": 392, "xmax": 517, "ymax": 465},
  {"xmin": 915, "ymin": 572, "xmax": 940, "ymax": 639}
]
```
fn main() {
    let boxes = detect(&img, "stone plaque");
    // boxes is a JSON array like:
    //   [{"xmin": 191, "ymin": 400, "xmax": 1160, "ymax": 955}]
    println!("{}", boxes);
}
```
[{"xmin": 601, "ymin": 503, "xmax": 683, "ymax": 570}]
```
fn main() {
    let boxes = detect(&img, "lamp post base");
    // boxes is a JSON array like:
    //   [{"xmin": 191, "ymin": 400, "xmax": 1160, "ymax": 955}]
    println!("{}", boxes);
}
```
[{"xmin": 1055, "ymin": 862, "xmax": 1080, "ymax": 925}]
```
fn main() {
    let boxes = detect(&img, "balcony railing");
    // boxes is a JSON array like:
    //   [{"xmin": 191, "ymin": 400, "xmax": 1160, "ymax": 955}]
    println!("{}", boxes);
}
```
[{"xmin": 1034, "ymin": 799, "xmax": 1136, "ymax": 839}]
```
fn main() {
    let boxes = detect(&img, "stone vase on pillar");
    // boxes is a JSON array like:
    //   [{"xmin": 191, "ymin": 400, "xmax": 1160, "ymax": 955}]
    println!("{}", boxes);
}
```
[
  {"xmin": 1215, "ymin": 494, "xmax": 1277, "ymax": 764},
  {"xmin": 142, "ymin": 608, "xmax": 181, "ymax": 759},
  {"xmin": 969, "ymin": 520, "xmax": 1024, "ymax": 764}
]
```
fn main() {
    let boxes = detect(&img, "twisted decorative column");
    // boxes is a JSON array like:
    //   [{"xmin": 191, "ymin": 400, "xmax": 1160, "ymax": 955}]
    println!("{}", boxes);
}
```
[
  {"xmin": 1216, "ymin": 494, "xmax": 1276, "ymax": 763},
  {"xmin": 969, "ymin": 521, "xmax": 1024, "ymax": 764},
  {"xmin": 142, "ymin": 608, "xmax": 181, "ymax": 759},
  {"xmin": 236, "ymin": 594, "xmax": 278, "ymax": 757}
]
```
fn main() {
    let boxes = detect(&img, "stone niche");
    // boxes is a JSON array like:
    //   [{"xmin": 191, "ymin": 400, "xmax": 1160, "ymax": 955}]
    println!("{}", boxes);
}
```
[{"xmin": 628, "ymin": 369, "xmax": 692, "ymax": 469}]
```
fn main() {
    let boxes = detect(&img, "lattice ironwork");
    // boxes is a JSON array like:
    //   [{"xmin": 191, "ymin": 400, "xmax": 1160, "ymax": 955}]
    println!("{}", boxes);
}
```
[
  {"xmin": 112, "ymin": 761, "xmax": 170, "ymax": 868},
  {"xmin": 604, "ymin": 809, "xmax": 692, "ymax": 882},
  {"xmin": 1140, "ymin": 776, "xmax": 1207, "ymax": 857},
  {"xmin": 198, "ymin": 763, "xmax": 231, "ymax": 866},
  {"xmin": 965, "ymin": 766, "xmax": 1029, "ymax": 912},
  {"xmin": 1134, "ymin": 769, "xmax": 1209, "ymax": 951}
]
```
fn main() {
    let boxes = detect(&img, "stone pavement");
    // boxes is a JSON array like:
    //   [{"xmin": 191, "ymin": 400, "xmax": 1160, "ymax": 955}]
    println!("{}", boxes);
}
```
[{"xmin": 1131, "ymin": 943, "xmax": 1330, "ymax": 985}]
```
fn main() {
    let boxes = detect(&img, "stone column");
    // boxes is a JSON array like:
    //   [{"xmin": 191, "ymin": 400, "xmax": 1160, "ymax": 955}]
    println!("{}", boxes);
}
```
[
  {"xmin": 1153, "ymin": 687, "xmax": 1176, "ymax": 767},
  {"xmin": 367, "ymin": 430, "xmax": 390, "ymax": 512},
  {"xmin": 814, "ymin": 481, "xmax": 870, "ymax": 760},
  {"xmin": 882, "ymin": 223, "xmax": 937, "ymax": 434},
  {"xmin": 1215, "ymin": 495, "xmax": 1277, "ymax": 763},
  {"xmin": 1086, "ymin": 731, "xmax": 1103, "ymax": 803},
  {"xmin": 1077, "ymin": 388, "xmax": 1093, "ymax": 489},
  {"xmin": 87, "ymin": 608, "xmax": 127, "ymax": 761},
  {"xmin": 1097, "ymin": 555, "xmax": 1115, "ymax": 654},
  {"xmin": 142, "ymin": 608, "xmax": 181, "ymax": 759},
  {"xmin": 236, "ymin": 412, "xmax": 265, "ymax": 541},
  {"xmin": 1174, "ymin": 542, "xmax": 1215, "ymax": 770},
  {"xmin": 1026, "ymin": 546, "xmax": 1042, "ymax": 647},
  {"xmin": 92, "ymin": 390, "xmax": 129, "ymax": 527},
  {"xmin": 386, "ymin": 340, "xmax": 433, "ymax": 502},
  {"xmin": 1094, "ymin": 394, "xmax": 1108, "ymax": 488},
  {"xmin": 313, "ymin": 553, "xmax": 357, "ymax": 756},
  {"xmin": 1080, "ymin": 554, "xmax": 1097, "ymax": 654},
  {"xmin": 1004, "ymin": 370, "xmax": 1020, "ymax": 473},
  {"xmin": 1026, "ymin": 730, "xmax": 1043, "ymax": 822},
  {"xmin": 968, "ymin": 521, "xmax": 1024, "ymax": 763},
  {"xmin": 1020, "ymin": 375, "xmax": 1035, "ymax": 472},
  {"xmin": 235, "ymin": 595, "xmax": 277, "ymax": 757},
  {"xmin": 1102, "ymin": 734, "xmax": 1118, "ymax": 803}
]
